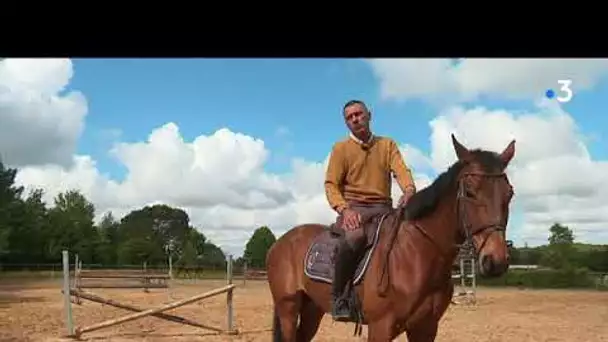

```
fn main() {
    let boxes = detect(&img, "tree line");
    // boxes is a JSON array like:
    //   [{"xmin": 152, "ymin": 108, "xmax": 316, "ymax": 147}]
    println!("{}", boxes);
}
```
[
  {"xmin": 0, "ymin": 160, "xmax": 276, "ymax": 271},
  {"xmin": 506, "ymin": 223, "xmax": 608, "ymax": 273},
  {"xmin": 482, "ymin": 223, "xmax": 608, "ymax": 289}
]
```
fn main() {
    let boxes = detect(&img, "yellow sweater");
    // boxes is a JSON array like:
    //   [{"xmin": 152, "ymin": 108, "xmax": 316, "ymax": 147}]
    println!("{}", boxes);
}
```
[{"xmin": 324, "ymin": 135, "xmax": 416, "ymax": 212}]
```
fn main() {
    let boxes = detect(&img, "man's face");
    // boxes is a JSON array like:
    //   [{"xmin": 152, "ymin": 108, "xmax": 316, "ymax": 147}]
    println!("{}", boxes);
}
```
[{"xmin": 343, "ymin": 103, "xmax": 370, "ymax": 136}]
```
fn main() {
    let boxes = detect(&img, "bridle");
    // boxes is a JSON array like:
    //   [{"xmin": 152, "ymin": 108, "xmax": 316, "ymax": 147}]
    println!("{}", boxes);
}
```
[
  {"xmin": 456, "ymin": 171, "xmax": 508, "ymax": 257},
  {"xmin": 405, "ymin": 170, "xmax": 509, "ymax": 259},
  {"xmin": 378, "ymin": 168, "xmax": 510, "ymax": 295}
]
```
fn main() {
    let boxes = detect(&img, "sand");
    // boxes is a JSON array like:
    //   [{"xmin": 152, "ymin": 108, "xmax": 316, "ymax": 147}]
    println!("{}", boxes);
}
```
[{"xmin": 1, "ymin": 278, "xmax": 607, "ymax": 341}]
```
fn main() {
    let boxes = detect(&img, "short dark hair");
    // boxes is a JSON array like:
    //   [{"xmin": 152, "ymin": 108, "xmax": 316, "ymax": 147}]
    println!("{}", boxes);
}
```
[{"xmin": 343, "ymin": 99, "xmax": 369, "ymax": 112}]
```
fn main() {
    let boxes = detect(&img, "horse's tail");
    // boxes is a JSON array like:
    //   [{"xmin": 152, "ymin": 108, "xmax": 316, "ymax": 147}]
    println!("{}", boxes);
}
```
[{"xmin": 272, "ymin": 307, "xmax": 283, "ymax": 342}]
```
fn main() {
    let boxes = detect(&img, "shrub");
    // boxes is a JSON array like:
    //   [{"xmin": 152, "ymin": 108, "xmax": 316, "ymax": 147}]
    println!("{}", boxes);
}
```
[{"xmin": 477, "ymin": 268, "xmax": 597, "ymax": 289}]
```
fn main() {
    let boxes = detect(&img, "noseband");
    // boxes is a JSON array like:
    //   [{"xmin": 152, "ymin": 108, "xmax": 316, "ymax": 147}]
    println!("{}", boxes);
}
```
[{"xmin": 457, "ymin": 171, "xmax": 507, "ymax": 256}]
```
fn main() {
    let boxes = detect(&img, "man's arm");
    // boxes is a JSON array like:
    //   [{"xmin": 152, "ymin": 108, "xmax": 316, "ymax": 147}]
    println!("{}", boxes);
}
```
[
  {"xmin": 324, "ymin": 143, "xmax": 348, "ymax": 213},
  {"xmin": 388, "ymin": 139, "xmax": 416, "ymax": 196}
]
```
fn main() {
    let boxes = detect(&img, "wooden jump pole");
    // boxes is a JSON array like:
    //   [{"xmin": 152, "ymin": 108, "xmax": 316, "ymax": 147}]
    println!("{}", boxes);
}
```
[
  {"xmin": 75, "ymin": 261, "xmax": 170, "ymax": 291},
  {"xmin": 68, "ymin": 288, "xmax": 231, "ymax": 334},
  {"xmin": 62, "ymin": 249, "xmax": 239, "ymax": 339},
  {"xmin": 76, "ymin": 273, "xmax": 171, "ymax": 279},
  {"xmin": 73, "ymin": 284, "xmax": 236, "ymax": 337}
]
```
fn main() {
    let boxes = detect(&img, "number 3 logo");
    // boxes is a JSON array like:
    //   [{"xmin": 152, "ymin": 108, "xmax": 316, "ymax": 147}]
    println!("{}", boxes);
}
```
[{"xmin": 556, "ymin": 80, "xmax": 573, "ymax": 103}]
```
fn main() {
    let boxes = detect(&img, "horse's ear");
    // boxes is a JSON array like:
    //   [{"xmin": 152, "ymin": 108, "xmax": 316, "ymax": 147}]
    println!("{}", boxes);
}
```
[
  {"xmin": 499, "ymin": 139, "xmax": 516, "ymax": 166},
  {"xmin": 451, "ymin": 134, "xmax": 471, "ymax": 161}
]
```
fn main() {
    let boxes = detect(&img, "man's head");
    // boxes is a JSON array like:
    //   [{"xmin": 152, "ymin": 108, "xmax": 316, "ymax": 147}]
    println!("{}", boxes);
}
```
[{"xmin": 343, "ymin": 100, "xmax": 371, "ymax": 140}]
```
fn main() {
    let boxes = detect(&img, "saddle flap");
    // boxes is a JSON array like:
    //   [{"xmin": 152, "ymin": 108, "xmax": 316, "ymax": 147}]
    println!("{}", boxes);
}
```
[{"xmin": 304, "ymin": 212, "xmax": 393, "ymax": 285}]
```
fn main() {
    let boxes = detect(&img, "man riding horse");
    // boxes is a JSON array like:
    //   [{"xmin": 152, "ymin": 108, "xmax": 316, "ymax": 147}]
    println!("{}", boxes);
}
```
[{"xmin": 325, "ymin": 99, "xmax": 417, "ymax": 321}]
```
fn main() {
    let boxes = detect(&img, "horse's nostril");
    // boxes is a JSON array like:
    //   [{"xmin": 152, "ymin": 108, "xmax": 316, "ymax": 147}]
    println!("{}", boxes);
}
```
[{"xmin": 481, "ymin": 255, "xmax": 493, "ymax": 272}]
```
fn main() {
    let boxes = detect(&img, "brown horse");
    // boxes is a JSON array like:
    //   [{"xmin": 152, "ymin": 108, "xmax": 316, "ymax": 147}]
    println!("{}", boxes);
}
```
[{"xmin": 266, "ymin": 134, "xmax": 515, "ymax": 341}]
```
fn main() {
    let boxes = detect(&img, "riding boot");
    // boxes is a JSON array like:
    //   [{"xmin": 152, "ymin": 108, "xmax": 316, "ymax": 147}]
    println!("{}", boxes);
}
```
[{"xmin": 331, "ymin": 239, "xmax": 358, "ymax": 321}]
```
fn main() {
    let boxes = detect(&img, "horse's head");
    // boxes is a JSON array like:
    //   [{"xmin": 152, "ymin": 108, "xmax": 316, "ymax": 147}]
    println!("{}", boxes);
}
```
[{"xmin": 451, "ymin": 134, "xmax": 515, "ymax": 278}]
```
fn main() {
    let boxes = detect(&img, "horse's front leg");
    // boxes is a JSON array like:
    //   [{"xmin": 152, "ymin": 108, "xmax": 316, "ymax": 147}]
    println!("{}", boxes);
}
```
[
  {"xmin": 367, "ymin": 316, "xmax": 400, "ymax": 342},
  {"xmin": 405, "ymin": 321, "xmax": 438, "ymax": 342},
  {"xmin": 405, "ymin": 287, "xmax": 451, "ymax": 342}
]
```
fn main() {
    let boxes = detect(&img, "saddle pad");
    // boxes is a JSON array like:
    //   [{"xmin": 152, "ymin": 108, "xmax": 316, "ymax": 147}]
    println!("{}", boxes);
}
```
[{"xmin": 304, "ymin": 213, "xmax": 389, "ymax": 285}]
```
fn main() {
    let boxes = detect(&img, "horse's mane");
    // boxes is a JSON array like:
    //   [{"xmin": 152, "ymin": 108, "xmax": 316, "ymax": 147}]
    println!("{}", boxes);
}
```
[{"xmin": 404, "ymin": 149, "xmax": 505, "ymax": 220}]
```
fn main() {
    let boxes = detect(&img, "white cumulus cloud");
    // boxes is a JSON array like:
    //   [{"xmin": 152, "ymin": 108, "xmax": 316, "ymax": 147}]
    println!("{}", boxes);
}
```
[
  {"xmin": 423, "ymin": 102, "xmax": 608, "ymax": 245},
  {"xmin": 366, "ymin": 58, "xmax": 608, "ymax": 103},
  {"xmin": 0, "ymin": 58, "xmax": 87, "ymax": 167}
]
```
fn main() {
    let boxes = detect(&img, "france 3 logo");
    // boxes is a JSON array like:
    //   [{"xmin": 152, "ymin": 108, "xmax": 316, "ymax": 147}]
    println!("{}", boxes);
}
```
[{"xmin": 545, "ymin": 80, "xmax": 573, "ymax": 103}]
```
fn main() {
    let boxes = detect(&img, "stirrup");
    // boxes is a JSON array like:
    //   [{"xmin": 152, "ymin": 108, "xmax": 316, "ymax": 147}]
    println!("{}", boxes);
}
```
[
  {"xmin": 332, "ymin": 307, "xmax": 352, "ymax": 320},
  {"xmin": 332, "ymin": 295, "xmax": 352, "ymax": 320}
]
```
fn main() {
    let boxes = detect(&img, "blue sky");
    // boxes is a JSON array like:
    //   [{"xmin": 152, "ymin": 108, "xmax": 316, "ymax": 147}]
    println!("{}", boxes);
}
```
[
  {"xmin": 69, "ymin": 59, "xmax": 442, "ymax": 178},
  {"xmin": 9, "ymin": 58, "xmax": 608, "ymax": 253}
]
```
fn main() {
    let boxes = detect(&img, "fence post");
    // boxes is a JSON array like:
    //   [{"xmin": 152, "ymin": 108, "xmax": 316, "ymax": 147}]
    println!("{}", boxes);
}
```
[
  {"xmin": 226, "ymin": 254, "xmax": 234, "ymax": 333},
  {"xmin": 143, "ymin": 261, "xmax": 149, "ymax": 293},
  {"xmin": 459, "ymin": 258, "xmax": 465, "ymax": 288},
  {"xmin": 471, "ymin": 257, "xmax": 477, "ymax": 303},
  {"xmin": 243, "ymin": 261, "xmax": 247, "ymax": 286},
  {"xmin": 74, "ymin": 254, "xmax": 79, "ymax": 287},
  {"xmin": 168, "ymin": 254, "xmax": 173, "ymax": 280},
  {"xmin": 62, "ymin": 250, "xmax": 74, "ymax": 336}
]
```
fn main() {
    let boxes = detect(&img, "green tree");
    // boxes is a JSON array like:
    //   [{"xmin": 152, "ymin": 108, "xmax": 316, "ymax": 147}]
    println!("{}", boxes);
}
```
[
  {"xmin": 243, "ymin": 226, "xmax": 276, "ymax": 269},
  {"xmin": 47, "ymin": 190, "xmax": 98, "ymax": 263},
  {"xmin": 199, "ymin": 242, "xmax": 226, "ymax": 269},
  {"xmin": 117, "ymin": 204, "xmax": 191, "ymax": 265},
  {"xmin": 117, "ymin": 237, "xmax": 159, "ymax": 265},
  {"xmin": 548, "ymin": 223, "xmax": 574, "ymax": 245},
  {"xmin": 580, "ymin": 247, "xmax": 608, "ymax": 272},
  {"xmin": 0, "ymin": 159, "xmax": 25, "ymax": 259},
  {"xmin": 185, "ymin": 228, "xmax": 226, "ymax": 268},
  {"xmin": 176, "ymin": 229, "xmax": 205, "ymax": 268},
  {"xmin": 178, "ymin": 240, "xmax": 198, "ymax": 268},
  {"xmin": 96, "ymin": 211, "xmax": 120, "ymax": 265},
  {"xmin": 540, "ymin": 223, "xmax": 575, "ymax": 270},
  {"xmin": 7, "ymin": 188, "xmax": 50, "ymax": 263},
  {"xmin": 188, "ymin": 228, "xmax": 208, "ymax": 257}
]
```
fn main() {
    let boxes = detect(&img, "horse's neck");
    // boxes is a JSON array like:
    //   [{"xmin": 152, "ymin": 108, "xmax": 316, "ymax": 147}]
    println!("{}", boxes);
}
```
[{"xmin": 410, "ymin": 192, "xmax": 461, "ymax": 258}]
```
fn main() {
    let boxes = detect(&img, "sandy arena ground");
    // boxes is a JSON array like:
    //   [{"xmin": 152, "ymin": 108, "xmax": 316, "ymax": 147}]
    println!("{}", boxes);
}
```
[{"xmin": 1, "ymin": 278, "xmax": 607, "ymax": 341}]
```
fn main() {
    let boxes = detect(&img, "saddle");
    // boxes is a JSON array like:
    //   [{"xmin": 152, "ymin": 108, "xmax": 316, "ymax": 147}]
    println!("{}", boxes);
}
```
[
  {"xmin": 303, "ymin": 208, "xmax": 401, "ymax": 332},
  {"xmin": 305, "ymin": 212, "xmax": 393, "ymax": 282}
]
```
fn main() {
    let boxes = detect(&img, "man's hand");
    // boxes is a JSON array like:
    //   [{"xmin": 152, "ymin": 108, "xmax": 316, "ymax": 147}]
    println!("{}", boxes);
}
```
[
  {"xmin": 398, "ymin": 187, "xmax": 415, "ymax": 208},
  {"xmin": 341, "ymin": 208, "xmax": 361, "ymax": 232},
  {"xmin": 397, "ymin": 195, "xmax": 409, "ymax": 208}
]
